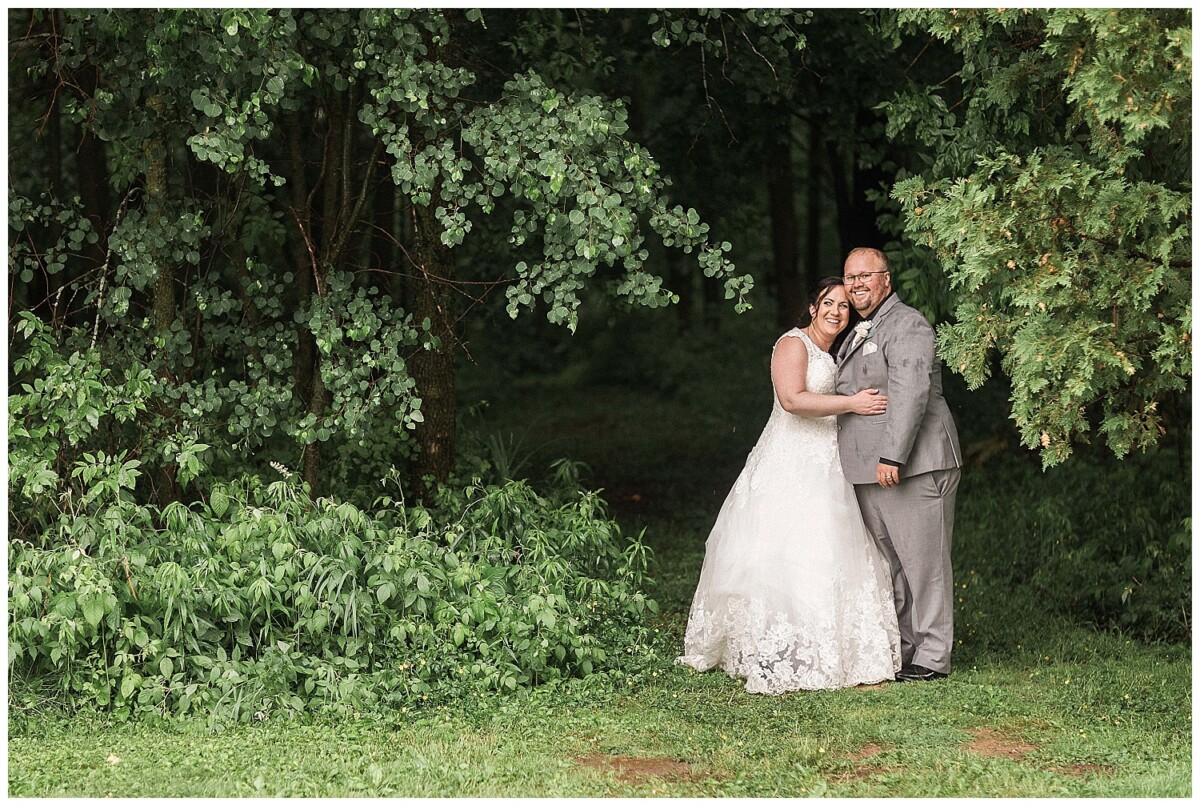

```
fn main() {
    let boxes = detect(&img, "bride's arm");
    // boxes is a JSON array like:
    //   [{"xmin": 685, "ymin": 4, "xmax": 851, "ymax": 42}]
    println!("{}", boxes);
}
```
[{"xmin": 771, "ymin": 337, "xmax": 887, "ymax": 418}]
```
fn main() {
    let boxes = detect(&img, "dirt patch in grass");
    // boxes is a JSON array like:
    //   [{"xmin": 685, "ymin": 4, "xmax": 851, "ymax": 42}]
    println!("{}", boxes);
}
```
[
  {"xmin": 574, "ymin": 753, "xmax": 700, "ymax": 782},
  {"xmin": 848, "ymin": 743, "xmax": 885, "ymax": 761},
  {"xmin": 964, "ymin": 728, "xmax": 1037, "ymax": 761},
  {"xmin": 829, "ymin": 742, "xmax": 895, "ymax": 783},
  {"xmin": 964, "ymin": 730, "xmax": 1113, "ymax": 779}
]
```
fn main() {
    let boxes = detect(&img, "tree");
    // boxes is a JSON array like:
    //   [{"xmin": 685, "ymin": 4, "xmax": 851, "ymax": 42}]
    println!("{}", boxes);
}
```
[
  {"xmin": 633, "ymin": 10, "xmax": 942, "ymax": 327},
  {"xmin": 885, "ymin": 9, "xmax": 1191, "ymax": 465},
  {"xmin": 9, "ymin": 9, "xmax": 751, "ymax": 502},
  {"xmin": 12, "ymin": 7, "xmax": 1187, "ymax": 500},
  {"xmin": 639, "ymin": 9, "xmax": 815, "ymax": 328}
]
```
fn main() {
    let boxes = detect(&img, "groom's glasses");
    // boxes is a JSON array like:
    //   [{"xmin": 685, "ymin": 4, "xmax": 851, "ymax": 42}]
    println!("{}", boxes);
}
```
[{"xmin": 843, "ymin": 271, "xmax": 888, "ymax": 284}]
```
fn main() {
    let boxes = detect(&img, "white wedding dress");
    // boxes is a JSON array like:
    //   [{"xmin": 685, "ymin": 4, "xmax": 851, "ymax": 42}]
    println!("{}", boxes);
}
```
[{"xmin": 678, "ymin": 329, "xmax": 901, "ymax": 693}]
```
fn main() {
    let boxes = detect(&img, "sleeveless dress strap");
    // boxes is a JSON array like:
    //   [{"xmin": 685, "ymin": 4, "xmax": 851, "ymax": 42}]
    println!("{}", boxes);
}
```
[{"xmin": 773, "ymin": 328, "xmax": 806, "ymax": 352}]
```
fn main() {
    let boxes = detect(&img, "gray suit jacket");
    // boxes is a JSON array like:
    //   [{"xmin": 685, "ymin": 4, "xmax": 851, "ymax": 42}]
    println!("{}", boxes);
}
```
[{"xmin": 835, "ymin": 295, "xmax": 962, "ymax": 485}]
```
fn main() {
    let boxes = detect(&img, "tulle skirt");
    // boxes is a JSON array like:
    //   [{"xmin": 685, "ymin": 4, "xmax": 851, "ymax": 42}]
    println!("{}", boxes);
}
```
[{"xmin": 678, "ymin": 419, "xmax": 901, "ymax": 693}]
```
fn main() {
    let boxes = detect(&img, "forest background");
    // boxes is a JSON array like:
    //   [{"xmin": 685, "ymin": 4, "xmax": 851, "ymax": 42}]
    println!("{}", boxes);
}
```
[{"xmin": 6, "ymin": 8, "xmax": 1192, "ymax": 795}]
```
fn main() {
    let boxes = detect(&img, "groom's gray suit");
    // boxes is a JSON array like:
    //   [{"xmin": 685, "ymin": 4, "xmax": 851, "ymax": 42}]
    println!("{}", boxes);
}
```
[{"xmin": 836, "ymin": 293, "xmax": 962, "ymax": 674}]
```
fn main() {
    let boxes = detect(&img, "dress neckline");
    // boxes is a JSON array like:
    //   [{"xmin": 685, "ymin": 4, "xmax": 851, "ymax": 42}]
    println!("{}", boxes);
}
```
[{"xmin": 797, "ymin": 327, "xmax": 834, "ymax": 358}]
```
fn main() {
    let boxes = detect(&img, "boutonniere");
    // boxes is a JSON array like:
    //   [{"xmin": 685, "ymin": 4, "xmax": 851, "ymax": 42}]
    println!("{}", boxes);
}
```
[{"xmin": 853, "ymin": 321, "xmax": 873, "ymax": 342}]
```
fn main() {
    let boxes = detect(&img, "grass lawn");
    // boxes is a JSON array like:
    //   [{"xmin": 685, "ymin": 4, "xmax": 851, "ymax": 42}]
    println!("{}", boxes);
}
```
[
  {"xmin": 8, "ymin": 378, "xmax": 1193, "ymax": 797},
  {"xmin": 8, "ymin": 642, "xmax": 1191, "ymax": 798}
]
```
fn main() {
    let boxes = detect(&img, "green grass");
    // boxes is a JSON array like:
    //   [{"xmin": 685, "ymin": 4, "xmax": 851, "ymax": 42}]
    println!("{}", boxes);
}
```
[
  {"xmin": 8, "ymin": 634, "xmax": 1190, "ymax": 797},
  {"xmin": 8, "ymin": 376, "xmax": 1192, "ymax": 797}
]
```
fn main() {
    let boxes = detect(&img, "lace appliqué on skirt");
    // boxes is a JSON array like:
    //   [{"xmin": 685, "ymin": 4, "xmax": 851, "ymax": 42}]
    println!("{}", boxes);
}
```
[{"xmin": 678, "ymin": 556, "xmax": 900, "ymax": 693}]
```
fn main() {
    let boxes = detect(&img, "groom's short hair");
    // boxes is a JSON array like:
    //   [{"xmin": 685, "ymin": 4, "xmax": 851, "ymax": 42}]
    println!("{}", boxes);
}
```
[{"xmin": 846, "ymin": 247, "xmax": 890, "ymax": 274}]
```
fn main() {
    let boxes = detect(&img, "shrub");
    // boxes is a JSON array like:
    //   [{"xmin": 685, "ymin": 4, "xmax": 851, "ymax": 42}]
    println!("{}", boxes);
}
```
[
  {"xmin": 956, "ymin": 447, "xmax": 1190, "ymax": 643},
  {"xmin": 8, "ymin": 465, "xmax": 657, "ymax": 724}
]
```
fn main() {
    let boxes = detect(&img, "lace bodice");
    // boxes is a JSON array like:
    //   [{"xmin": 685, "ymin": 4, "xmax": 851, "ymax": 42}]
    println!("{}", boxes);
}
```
[
  {"xmin": 775, "ymin": 328, "xmax": 837, "ymax": 399},
  {"xmin": 737, "ymin": 329, "xmax": 840, "ymax": 494}
]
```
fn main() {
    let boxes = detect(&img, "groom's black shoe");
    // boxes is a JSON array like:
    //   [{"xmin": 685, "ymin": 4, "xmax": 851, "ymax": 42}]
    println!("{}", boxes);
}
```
[{"xmin": 895, "ymin": 664, "xmax": 948, "ymax": 682}]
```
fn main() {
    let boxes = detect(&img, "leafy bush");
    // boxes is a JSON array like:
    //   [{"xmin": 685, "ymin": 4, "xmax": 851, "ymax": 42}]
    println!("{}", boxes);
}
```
[
  {"xmin": 956, "ymin": 447, "xmax": 1190, "ymax": 643},
  {"xmin": 9, "ymin": 459, "xmax": 657, "ymax": 724},
  {"xmin": 8, "ymin": 312, "xmax": 216, "ymax": 529},
  {"xmin": 9, "ymin": 309, "xmax": 657, "ymax": 725}
]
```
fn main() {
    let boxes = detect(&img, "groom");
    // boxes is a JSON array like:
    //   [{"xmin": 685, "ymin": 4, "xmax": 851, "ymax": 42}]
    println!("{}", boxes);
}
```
[{"xmin": 835, "ymin": 247, "xmax": 962, "ymax": 682}]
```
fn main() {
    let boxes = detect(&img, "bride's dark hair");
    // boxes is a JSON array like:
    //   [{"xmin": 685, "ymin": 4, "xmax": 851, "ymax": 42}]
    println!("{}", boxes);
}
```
[{"xmin": 796, "ymin": 275, "xmax": 862, "ymax": 355}]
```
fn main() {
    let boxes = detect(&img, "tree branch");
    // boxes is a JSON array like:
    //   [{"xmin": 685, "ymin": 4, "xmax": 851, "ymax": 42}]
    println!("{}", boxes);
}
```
[{"xmin": 330, "ymin": 138, "xmax": 385, "ymax": 266}]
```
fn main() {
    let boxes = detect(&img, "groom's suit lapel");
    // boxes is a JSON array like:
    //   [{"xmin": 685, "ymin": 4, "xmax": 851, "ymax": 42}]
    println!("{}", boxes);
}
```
[{"xmin": 841, "ymin": 294, "xmax": 901, "ymax": 363}]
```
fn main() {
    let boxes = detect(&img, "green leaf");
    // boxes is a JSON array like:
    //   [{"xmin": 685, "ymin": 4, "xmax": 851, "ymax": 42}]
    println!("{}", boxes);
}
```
[
  {"xmin": 81, "ymin": 595, "xmax": 105, "ymax": 627},
  {"xmin": 120, "ymin": 673, "xmax": 139, "ymax": 699},
  {"xmin": 210, "ymin": 488, "xmax": 230, "ymax": 518}
]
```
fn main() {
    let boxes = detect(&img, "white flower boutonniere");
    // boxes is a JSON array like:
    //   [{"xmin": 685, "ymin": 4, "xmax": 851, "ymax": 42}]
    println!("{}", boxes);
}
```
[{"xmin": 853, "ymin": 321, "xmax": 873, "ymax": 342}]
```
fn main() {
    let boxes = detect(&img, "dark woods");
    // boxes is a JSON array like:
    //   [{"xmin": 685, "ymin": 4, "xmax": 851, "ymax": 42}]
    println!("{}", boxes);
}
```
[
  {"xmin": 9, "ymin": 7, "xmax": 1190, "ymax": 512},
  {"xmin": 7, "ymin": 9, "xmax": 936, "ymax": 504}
]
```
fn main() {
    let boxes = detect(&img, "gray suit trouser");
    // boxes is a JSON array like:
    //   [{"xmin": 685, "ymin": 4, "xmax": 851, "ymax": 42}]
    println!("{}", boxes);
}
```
[{"xmin": 854, "ymin": 468, "xmax": 959, "ymax": 673}]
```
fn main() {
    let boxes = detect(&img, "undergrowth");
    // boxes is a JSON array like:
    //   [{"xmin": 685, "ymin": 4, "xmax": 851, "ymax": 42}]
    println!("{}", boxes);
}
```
[
  {"xmin": 954, "ymin": 448, "xmax": 1191, "ymax": 644},
  {"xmin": 9, "ymin": 308, "xmax": 659, "ymax": 728},
  {"xmin": 9, "ymin": 464, "xmax": 657, "ymax": 727}
]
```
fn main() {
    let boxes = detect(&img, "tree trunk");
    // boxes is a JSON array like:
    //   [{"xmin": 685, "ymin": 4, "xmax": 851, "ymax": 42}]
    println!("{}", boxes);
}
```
[
  {"xmin": 764, "ymin": 112, "xmax": 801, "ymax": 329},
  {"xmin": 406, "ymin": 202, "xmax": 457, "ymax": 502},
  {"xmin": 144, "ymin": 92, "xmax": 180, "ymax": 505},
  {"xmin": 74, "ymin": 62, "xmax": 111, "ymax": 283},
  {"xmin": 299, "ymin": 90, "xmax": 349, "ymax": 495},
  {"xmin": 286, "ymin": 112, "xmax": 316, "ymax": 409},
  {"xmin": 146, "ymin": 96, "xmax": 174, "ymax": 336},
  {"xmin": 828, "ymin": 111, "xmax": 892, "ymax": 255},
  {"xmin": 42, "ymin": 58, "xmax": 65, "ymax": 322},
  {"xmin": 664, "ymin": 248, "xmax": 691, "ymax": 332},
  {"xmin": 369, "ymin": 159, "xmax": 395, "ymax": 275},
  {"xmin": 301, "ymin": 363, "xmax": 330, "ymax": 493},
  {"xmin": 845, "ymin": 109, "xmax": 891, "ymax": 250},
  {"xmin": 804, "ymin": 116, "xmax": 823, "ymax": 291},
  {"xmin": 826, "ymin": 139, "xmax": 853, "ymax": 258}
]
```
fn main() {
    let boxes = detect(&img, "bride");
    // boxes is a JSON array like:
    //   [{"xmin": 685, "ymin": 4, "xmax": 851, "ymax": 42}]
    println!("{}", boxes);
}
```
[{"xmin": 678, "ymin": 277, "xmax": 901, "ymax": 693}]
